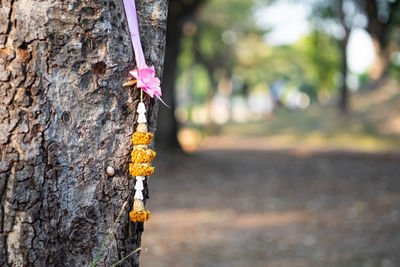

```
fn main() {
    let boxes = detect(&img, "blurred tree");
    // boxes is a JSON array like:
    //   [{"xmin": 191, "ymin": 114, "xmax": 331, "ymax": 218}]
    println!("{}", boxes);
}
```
[
  {"xmin": 337, "ymin": 0, "xmax": 351, "ymax": 113},
  {"xmin": 157, "ymin": 0, "xmax": 205, "ymax": 150},
  {"xmin": 0, "ymin": 0, "xmax": 167, "ymax": 266},
  {"xmin": 311, "ymin": 0, "xmax": 357, "ymax": 113},
  {"xmin": 174, "ymin": 0, "xmax": 343, "ymax": 119},
  {"xmin": 312, "ymin": 0, "xmax": 400, "ymax": 83},
  {"xmin": 179, "ymin": 0, "xmax": 268, "ymax": 122},
  {"xmin": 358, "ymin": 0, "xmax": 400, "ymax": 80},
  {"xmin": 183, "ymin": 0, "xmax": 253, "ymax": 128},
  {"xmin": 296, "ymin": 30, "xmax": 340, "ymax": 98}
]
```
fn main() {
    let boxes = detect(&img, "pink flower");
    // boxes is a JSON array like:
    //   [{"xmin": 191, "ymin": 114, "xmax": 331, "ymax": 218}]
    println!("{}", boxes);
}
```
[{"xmin": 129, "ymin": 65, "xmax": 161, "ymax": 98}]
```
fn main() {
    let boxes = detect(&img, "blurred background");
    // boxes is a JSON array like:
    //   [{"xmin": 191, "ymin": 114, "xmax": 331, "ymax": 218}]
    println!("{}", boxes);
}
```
[{"xmin": 143, "ymin": 0, "xmax": 400, "ymax": 266}]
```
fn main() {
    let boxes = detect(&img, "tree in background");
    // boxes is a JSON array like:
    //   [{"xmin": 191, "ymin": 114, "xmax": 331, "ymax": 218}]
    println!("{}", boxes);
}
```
[
  {"xmin": 295, "ymin": 30, "xmax": 340, "ymax": 99},
  {"xmin": 311, "ymin": 0, "xmax": 400, "ymax": 112},
  {"xmin": 167, "ymin": 0, "xmax": 400, "ymax": 129},
  {"xmin": 359, "ymin": 0, "xmax": 400, "ymax": 80},
  {"xmin": 157, "ymin": 0, "xmax": 204, "ymax": 151},
  {"xmin": 189, "ymin": 1, "xmax": 243, "ymax": 128},
  {"xmin": 185, "ymin": 0, "xmax": 340, "ymax": 111},
  {"xmin": 311, "ymin": 0, "xmax": 358, "ymax": 112},
  {"xmin": 0, "ymin": 0, "xmax": 167, "ymax": 265},
  {"xmin": 337, "ymin": 0, "xmax": 352, "ymax": 113},
  {"xmin": 159, "ymin": 0, "xmax": 264, "ymax": 141},
  {"xmin": 179, "ymin": 0, "xmax": 269, "ymax": 122}
]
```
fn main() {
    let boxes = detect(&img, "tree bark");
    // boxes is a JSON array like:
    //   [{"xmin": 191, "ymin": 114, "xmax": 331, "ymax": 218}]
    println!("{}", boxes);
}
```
[{"xmin": 0, "ymin": 0, "xmax": 167, "ymax": 266}]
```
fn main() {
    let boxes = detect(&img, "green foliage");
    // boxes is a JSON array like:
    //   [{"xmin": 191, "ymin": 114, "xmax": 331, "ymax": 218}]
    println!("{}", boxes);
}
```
[
  {"xmin": 176, "ymin": 0, "xmax": 342, "ymax": 105},
  {"xmin": 295, "ymin": 30, "xmax": 340, "ymax": 93},
  {"xmin": 390, "ymin": 62, "xmax": 400, "ymax": 80}
]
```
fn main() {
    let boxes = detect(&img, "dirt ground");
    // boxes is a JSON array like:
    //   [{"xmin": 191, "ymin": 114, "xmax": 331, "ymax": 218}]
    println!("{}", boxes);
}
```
[{"xmin": 139, "ymin": 140, "xmax": 400, "ymax": 267}]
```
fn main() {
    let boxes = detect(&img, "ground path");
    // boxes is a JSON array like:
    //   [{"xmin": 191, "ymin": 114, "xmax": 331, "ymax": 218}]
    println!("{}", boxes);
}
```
[{"xmin": 140, "ymin": 137, "xmax": 400, "ymax": 267}]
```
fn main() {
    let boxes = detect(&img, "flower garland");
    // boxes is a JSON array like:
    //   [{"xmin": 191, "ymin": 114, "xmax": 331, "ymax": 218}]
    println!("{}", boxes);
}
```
[
  {"xmin": 128, "ymin": 100, "xmax": 154, "ymax": 222},
  {"xmin": 122, "ymin": 0, "xmax": 163, "ymax": 222}
]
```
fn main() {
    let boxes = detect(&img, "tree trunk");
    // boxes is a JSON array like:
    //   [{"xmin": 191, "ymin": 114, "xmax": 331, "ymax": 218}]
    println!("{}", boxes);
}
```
[
  {"xmin": 369, "ymin": 35, "xmax": 392, "ymax": 81},
  {"xmin": 338, "ymin": 30, "xmax": 350, "ymax": 113},
  {"xmin": 156, "ymin": 0, "xmax": 203, "ymax": 151},
  {"xmin": 0, "ymin": 0, "xmax": 167, "ymax": 266},
  {"xmin": 156, "ymin": 1, "xmax": 183, "ymax": 151},
  {"xmin": 337, "ymin": 0, "xmax": 350, "ymax": 113},
  {"xmin": 363, "ymin": 0, "xmax": 400, "ymax": 81}
]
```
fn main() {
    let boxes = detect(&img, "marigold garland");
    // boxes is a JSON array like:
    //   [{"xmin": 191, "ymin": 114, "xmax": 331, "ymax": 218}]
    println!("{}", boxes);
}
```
[
  {"xmin": 122, "ymin": 0, "xmax": 163, "ymax": 224},
  {"xmin": 129, "ymin": 162, "xmax": 154, "ymax": 176},
  {"xmin": 129, "ymin": 210, "xmax": 151, "ymax": 223},
  {"xmin": 131, "ymin": 146, "xmax": 156, "ymax": 163},
  {"xmin": 131, "ymin": 132, "xmax": 153, "ymax": 146},
  {"xmin": 127, "ymin": 102, "xmax": 154, "ymax": 223}
]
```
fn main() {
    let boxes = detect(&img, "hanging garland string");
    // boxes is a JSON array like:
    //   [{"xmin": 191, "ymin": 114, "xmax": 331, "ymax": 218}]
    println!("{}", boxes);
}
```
[
  {"xmin": 122, "ymin": 0, "xmax": 164, "ymax": 223},
  {"xmin": 128, "ymin": 102, "xmax": 154, "ymax": 222}
]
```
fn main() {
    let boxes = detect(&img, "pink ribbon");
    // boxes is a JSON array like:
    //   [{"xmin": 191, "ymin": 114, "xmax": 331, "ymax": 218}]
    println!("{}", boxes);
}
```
[{"xmin": 123, "ymin": 0, "xmax": 167, "ymax": 105}]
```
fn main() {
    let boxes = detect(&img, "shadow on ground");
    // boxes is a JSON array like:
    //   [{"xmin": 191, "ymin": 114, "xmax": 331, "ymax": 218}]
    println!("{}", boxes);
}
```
[{"xmin": 140, "ymin": 144, "xmax": 400, "ymax": 267}]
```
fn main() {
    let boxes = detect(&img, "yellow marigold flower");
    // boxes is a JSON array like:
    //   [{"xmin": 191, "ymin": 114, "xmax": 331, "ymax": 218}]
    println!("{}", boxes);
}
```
[
  {"xmin": 129, "ymin": 210, "xmax": 151, "ymax": 222},
  {"xmin": 132, "ymin": 132, "xmax": 153, "ymax": 146},
  {"xmin": 131, "ymin": 146, "xmax": 156, "ymax": 163},
  {"xmin": 129, "ymin": 163, "xmax": 154, "ymax": 176}
]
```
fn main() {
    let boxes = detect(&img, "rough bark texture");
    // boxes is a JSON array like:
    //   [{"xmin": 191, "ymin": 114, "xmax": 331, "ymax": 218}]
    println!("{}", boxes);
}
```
[{"xmin": 0, "ymin": 0, "xmax": 167, "ymax": 266}]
